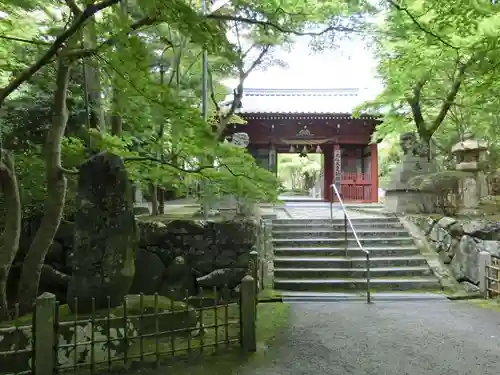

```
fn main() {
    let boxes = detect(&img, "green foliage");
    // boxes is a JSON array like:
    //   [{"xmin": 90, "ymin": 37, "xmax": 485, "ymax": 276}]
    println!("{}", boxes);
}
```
[
  {"xmin": 0, "ymin": 0, "xmax": 374, "ymax": 219},
  {"xmin": 277, "ymin": 153, "xmax": 322, "ymax": 191},
  {"xmin": 378, "ymin": 136, "xmax": 401, "ymax": 186},
  {"xmin": 8, "ymin": 138, "xmax": 85, "ymax": 218},
  {"xmin": 356, "ymin": 0, "xmax": 500, "ymax": 177}
]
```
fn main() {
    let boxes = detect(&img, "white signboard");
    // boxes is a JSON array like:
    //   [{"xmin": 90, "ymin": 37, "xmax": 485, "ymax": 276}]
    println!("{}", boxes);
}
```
[
  {"xmin": 334, "ymin": 146, "xmax": 342, "ymax": 194},
  {"xmin": 231, "ymin": 132, "xmax": 249, "ymax": 148}
]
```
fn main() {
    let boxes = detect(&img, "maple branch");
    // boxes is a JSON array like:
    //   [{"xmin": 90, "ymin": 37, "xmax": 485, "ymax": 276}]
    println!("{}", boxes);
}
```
[
  {"xmin": 208, "ymin": 68, "xmax": 221, "ymax": 113},
  {"xmin": 0, "ymin": 0, "xmax": 122, "ymax": 106},
  {"xmin": 64, "ymin": 0, "xmax": 83, "ymax": 16},
  {"xmin": 428, "ymin": 62, "xmax": 467, "ymax": 136},
  {"xmin": 124, "ymin": 156, "xmax": 216, "ymax": 173},
  {"xmin": 207, "ymin": 14, "xmax": 357, "ymax": 35},
  {"xmin": 66, "ymin": 16, "xmax": 157, "ymax": 59},
  {"xmin": 386, "ymin": 0, "xmax": 458, "ymax": 50},
  {"xmin": 215, "ymin": 45, "xmax": 271, "ymax": 137},
  {"xmin": 0, "ymin": 35, "xmax": 51, "ymax": 46},
  {"xmin": 406, "ymin": 80, "xmax": 427, "ymax": 135},
  {"xmin": 123, "ymin": 156, "xmax": 249, "ymax": 179}
]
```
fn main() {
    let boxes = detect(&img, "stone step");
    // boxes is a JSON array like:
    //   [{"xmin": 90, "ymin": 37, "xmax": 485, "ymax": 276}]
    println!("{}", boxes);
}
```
[
  {"xmin": 273, "ymin": 255, "xmax": 428, "ymax": 268},
  {"xmin": 272, "ymin": 237, "xmax": 416, "ymax": 247},
  {"xmin": 271, "ymin": 222, "xmax": 404, "ymax": 231},
  {"xmin": 272, "ymin": 229, "xmax": 409, "ymax": 239},
  {"xmin": 280, "ymin": 292, "xmax": 447, "ymax": 302},
  {"xmin": 273, "ymin": 277, "xmax": 442, "ymax": 291},
  {"xmin": 272, "ymin": 217, "xmax": 401, "ymax": 225},
  {"xmin": 273, "ymin": 246, "xmax": 420, "ymax": 257},
  {"xmin": 274, "ymin": 266, "xmax": 433, "ymax": 278}
]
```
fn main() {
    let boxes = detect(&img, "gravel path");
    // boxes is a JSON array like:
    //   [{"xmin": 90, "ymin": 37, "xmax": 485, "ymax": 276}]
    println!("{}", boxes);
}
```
[{"xmin": 239, "ymin": 300, "xmax": 500, "ymax": 375}]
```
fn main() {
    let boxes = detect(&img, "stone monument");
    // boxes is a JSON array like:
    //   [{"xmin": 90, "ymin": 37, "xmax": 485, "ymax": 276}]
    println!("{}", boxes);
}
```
[
  {"xmin": 451, "ymin": 135, "xmax": 487, "ymax": 215},
  {"xmin": 67, "ymin": 152, "xmax": 137, "ymax": 313},
  {"xmin": 384, "ymin": 132, "xmax": 437, "ymax": 213}
]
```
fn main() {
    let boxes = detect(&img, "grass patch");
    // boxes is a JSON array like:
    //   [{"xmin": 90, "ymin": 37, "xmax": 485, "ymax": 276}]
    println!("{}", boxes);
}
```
[
  {"xmin": 460, "ymin": 298, "xmax": 500, "ymax": 312},
  {"xmin": 259, "ymin": 288, "xmax": 283, "ymax": 299},
  {"xmin": 145, "ymin": 301, "xmax": 290, "ymax": 375},
  {"xmin": 125, "ymin": 302, "xmax": 242, "ymax": 365}
]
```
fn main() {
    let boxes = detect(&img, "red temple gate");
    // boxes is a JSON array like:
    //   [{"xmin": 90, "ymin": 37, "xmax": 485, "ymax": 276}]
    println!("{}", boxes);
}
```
[{"xmin": 222, "ymin": 88, "xmax": 381, "ymax": 203}]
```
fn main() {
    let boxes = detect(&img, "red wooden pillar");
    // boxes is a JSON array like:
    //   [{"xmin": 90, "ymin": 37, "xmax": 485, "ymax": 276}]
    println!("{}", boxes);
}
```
[
  {"xmin": 371, "ymin": 143, "xmax": 379, "ymax": 203},
  {"xmin": 323, "ymin": 144, "xmax": 333, "ymax": 202}
]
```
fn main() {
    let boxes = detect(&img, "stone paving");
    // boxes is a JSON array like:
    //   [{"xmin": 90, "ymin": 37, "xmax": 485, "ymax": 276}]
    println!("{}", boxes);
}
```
[
  {"xmin": 276, "ymin": 201, "xmax": 385, "ymax": 220},
  {"xmin": 257, "ymin": 203, "xmax": 500, "ymax": 374},
  {"xmin": 234, "ymin": 300, "xmax": 500, "ymax": 375}
]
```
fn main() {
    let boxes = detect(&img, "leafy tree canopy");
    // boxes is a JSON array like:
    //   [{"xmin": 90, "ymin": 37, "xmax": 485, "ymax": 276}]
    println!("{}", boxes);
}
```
[{"xmin": 357, "ymin": 0, "xmax": 500, "ymax": 157}]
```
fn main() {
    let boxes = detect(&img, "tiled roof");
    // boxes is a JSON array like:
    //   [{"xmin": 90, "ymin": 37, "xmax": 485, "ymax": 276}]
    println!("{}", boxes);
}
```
[{"xmin": 221, "ymin": 88, "xmax": 369, "ymax": 115}]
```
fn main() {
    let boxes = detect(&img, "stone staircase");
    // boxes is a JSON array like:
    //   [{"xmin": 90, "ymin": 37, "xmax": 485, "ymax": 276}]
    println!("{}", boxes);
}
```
[{"xmin": 272, "ymin": 217, "xmax": 442, "ymax": 293}]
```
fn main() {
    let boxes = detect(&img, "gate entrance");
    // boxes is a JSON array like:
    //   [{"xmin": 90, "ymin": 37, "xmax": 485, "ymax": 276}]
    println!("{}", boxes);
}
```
[{"xmin": 222, "ymin": 88, "xmax": 382, "ymax": 203}]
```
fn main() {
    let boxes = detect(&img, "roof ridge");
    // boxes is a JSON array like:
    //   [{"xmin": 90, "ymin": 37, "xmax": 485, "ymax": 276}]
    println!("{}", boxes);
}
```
[
  {"xmin": 220, "ymin": 87, "xmax": 369, "ymax": 115},
  {"xmin": 243, "ymin": 87, "xmax": 359, "ymax": 92},
  {"xmin": 242, "ymin": 88, "xmax": 360, "ymax": 97}
]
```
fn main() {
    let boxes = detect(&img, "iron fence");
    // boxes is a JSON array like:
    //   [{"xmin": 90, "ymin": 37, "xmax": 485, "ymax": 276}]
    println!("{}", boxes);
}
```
[{"xmin": 0, "ymin": 280, "xmax": 257, "ymax": 375}]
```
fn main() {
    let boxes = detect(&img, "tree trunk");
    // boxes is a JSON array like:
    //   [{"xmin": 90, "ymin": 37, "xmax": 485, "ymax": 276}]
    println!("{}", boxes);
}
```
[
  {"xmin": 110, "ymin": 98, "xmax": 122, "ymax": 136},
  {"xmin": 17, "ymin": 58, "xmax": 72, "ymax": 312},
  {"xmin": 111, "ymin": 0, "xmax": 127, "ymax": 137},
  {"xmin": 82, "ymin": 2, "xmax": 105, "ymax": 131},
  {"xmin": 0, "ymin": 150, "xmax": 21, "ymax": 320},
  {"xmin": 158, "ymin": 189, "xmax": 165, "ymax": 214},
  {"xmin": 149, "ymin": 183, "xmax": 159, "ymax": 215}
]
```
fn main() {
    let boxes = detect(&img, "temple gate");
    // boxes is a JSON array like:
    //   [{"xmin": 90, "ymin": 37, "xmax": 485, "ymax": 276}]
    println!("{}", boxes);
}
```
[{"xmin": 222, "ymin": 88, "xmax": 381, "ymax": 203}]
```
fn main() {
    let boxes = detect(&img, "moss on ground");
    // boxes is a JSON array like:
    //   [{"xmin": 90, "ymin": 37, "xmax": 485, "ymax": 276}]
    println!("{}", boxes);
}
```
[
  {"xmin": 41, "ymin": 297, "xmax": 290, "ymax": 375},
  {"xmin": 461, "ymin": 298, "xmax": 500, "ymax": 312},
  {"xmin": 140, "ymin": 301, "xmax": 291, "ymax": 375}
]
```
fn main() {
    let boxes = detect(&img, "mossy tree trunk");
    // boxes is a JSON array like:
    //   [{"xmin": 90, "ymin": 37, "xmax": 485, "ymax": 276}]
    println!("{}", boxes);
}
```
[
  {"xmin": 0, "ymin": 150, "xmax": 21, "ymax": 320},
  {"xmin": 17, "ymin": 58, "xmax": 72, "ymax": 312},
  {"xmin": 149, "ymin": 184, "xmax": 159, "ymax": 215}
]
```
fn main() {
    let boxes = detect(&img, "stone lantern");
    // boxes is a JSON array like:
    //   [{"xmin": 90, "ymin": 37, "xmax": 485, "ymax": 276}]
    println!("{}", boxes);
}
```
[{"xmin": 451, "ymin": 135, "xmax": 488, "ymax": 214}]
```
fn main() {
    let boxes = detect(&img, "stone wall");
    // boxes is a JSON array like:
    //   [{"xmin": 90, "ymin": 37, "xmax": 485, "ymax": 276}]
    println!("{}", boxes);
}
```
[
  {"xmin": 8, "ymin": 216, "xmax": 259, "ymax": 305},
  {"xmin": 407, "ymin": 215, "xmax": 500, "ymax": 292}
]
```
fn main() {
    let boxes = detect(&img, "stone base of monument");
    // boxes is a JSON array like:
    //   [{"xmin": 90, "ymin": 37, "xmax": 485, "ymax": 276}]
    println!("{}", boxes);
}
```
[
  {"xmin": 384, "ymin": 189, "xmax": 436, "ymax": 214},
  {"xmin": 457, "ymin": 207, "xmax": 481, "ymax": 216}
]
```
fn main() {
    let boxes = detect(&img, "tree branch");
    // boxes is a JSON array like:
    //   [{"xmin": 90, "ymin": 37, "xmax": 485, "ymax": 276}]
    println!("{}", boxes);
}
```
[
  {"xmin": 0, "ymin": 35, "xmax": 52, "ymax": 46},
  {"xmin": 66, "ymin": 16, "xmax": 157, "ymax": 59},
  {"xmin": 123, "ymin": 156, "xmax": 249, "ymax": 179},
  {"xmin": 207, "ymin": 14, "xmax": 357, "ymax": 35},
  {"xmin": 406, "ymin": 80, "xmax": 427, "ymax": 137},
  {"xmin": 61, "ymin": 167, "xmax": 80, "ymax": 175},
  {"xmin": 64, "ymin": 0, "xmax": 83, "ymax": 16},
  {"xmin": 428, "ymin": 62, "xmax": 467, "ymax": 136},
  {"xmin": 386, "ymin": 0, "xmax": 458, "ymax": 50},
  {"xmin": 215, "ymin": 45, "xmax": 271, "ymax": 137},
  {"xmin": 208, "ymin": 68, "xmax": 220, "ymax": 113},
  {"xmin": 0, "ymin": 0, "xmax": 122, "ymax": 106},
  {"xmin": 124, "ymin": 156, "xmax": 215, "ymax": 173}
]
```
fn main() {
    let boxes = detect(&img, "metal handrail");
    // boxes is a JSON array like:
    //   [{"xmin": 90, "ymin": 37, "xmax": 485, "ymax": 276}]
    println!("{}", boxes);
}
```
[{"xmin": 330, "ymin": 184, "xmax": 371, "ymax": 304}]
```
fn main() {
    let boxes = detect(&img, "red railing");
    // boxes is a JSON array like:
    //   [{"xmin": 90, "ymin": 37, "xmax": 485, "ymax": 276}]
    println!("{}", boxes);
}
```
[
  {"xmin": 342, "ymin": 172, "xmax": 370, "ymax": 182},
  {"xmin": 341, "ymin": 185, "xmax": 372, "ymax": 201}
]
